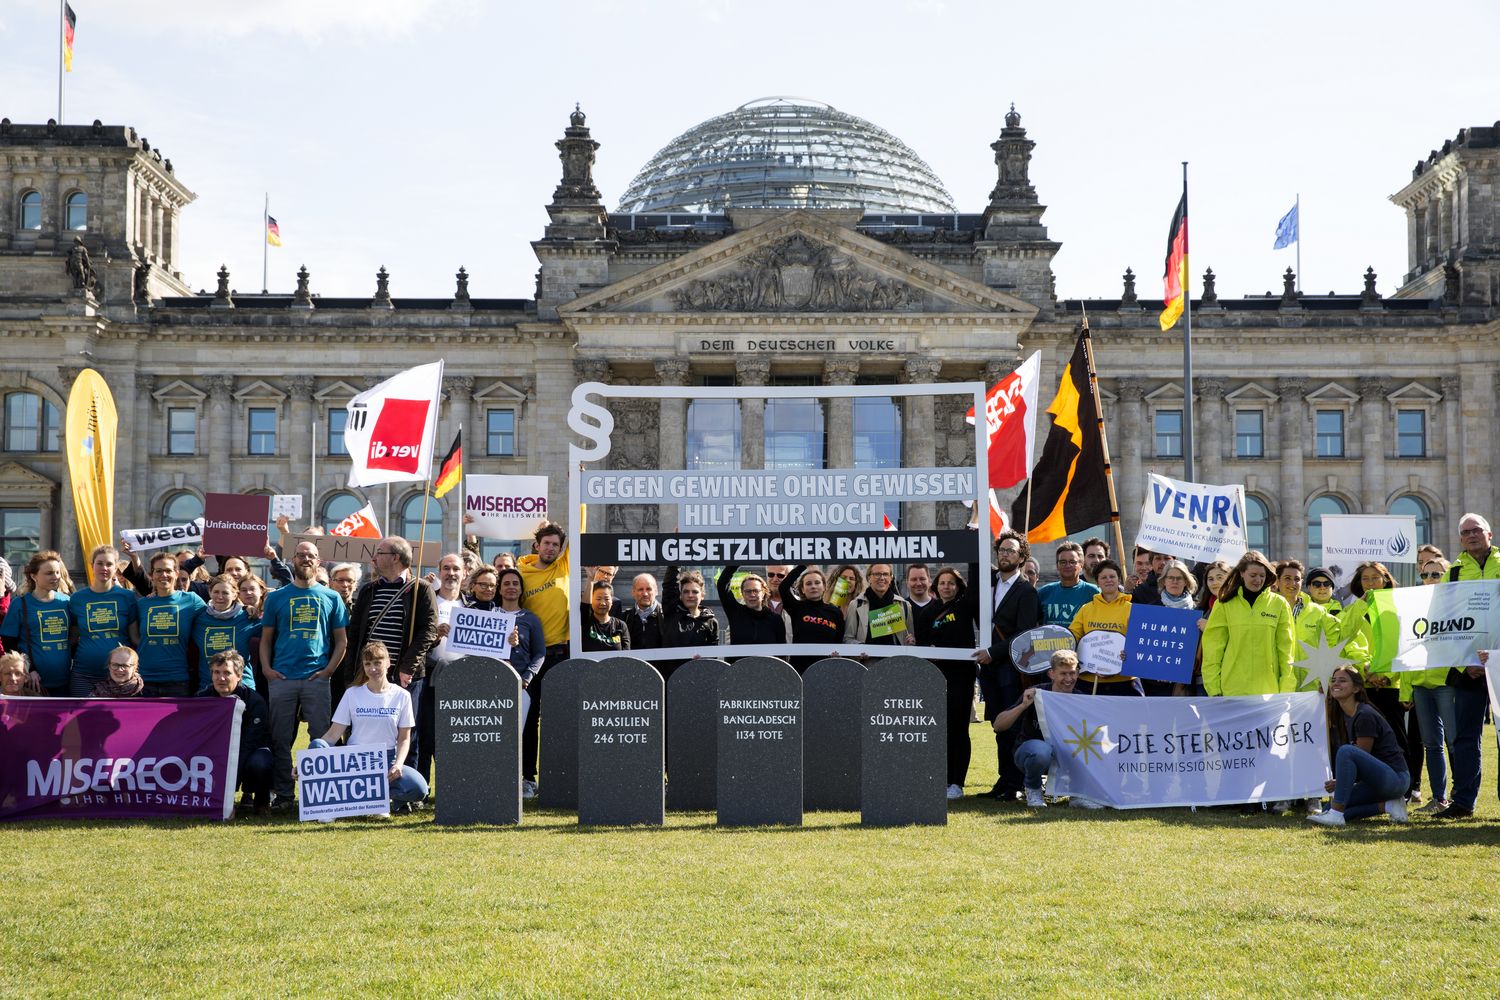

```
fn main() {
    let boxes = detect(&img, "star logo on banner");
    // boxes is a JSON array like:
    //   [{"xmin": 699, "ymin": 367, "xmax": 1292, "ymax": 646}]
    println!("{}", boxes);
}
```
[
  {"xmin": 1063, "ymin": 720, "xmax": 1107, "ymax": 764},
  {"xmin": 1297, "ymin": 633, "xmax": 1354, "ymax": 692}
]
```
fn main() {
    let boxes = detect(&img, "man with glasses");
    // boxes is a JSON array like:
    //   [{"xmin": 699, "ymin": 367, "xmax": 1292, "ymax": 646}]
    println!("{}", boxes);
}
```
[
  {"xmin": 971, "ymin": 529, "xmax": 1041, "ymax": 800},
  {"xmin": 259, "ymin": 539, "xmax": 349, "ymax": 810},
  {"xmin": 135, "ymin": 552, "xmax": 207, "ymax": 697},
  {"xmin": 1434, "ymin": 513, "xmax": 1500, "ymax": 819},
  {"xmin": 1036, "ymin": 542, "xmax": 1098, "ymax": 627},
  {"xmin": 842, "ymin": 564, "xmax": 915, "ymax": 646}
]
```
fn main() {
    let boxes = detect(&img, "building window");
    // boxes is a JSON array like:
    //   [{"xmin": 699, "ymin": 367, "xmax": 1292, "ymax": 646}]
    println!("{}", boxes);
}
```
[
  {"xmin": 321, "ymin": 492, "xmax": 362, "ymax": 532},
  {"xmin": 167, "ymin": 407, "xmax": 196, "ymax": 455},
  {"xmin": 65, "ymin": 192, "xmax": 87, "ymax": 231},
  {"xmin": 399, "ymin": 494, "xmax": 443, "ymax": 540},
  {"xmin": 486, "ymin": 409, "xmax": 515, "ymax": 457},
  {"xmin": 1388, "ymin": 495, "xmax": 1433, "ymax": 587},
  {"xmin": 1, "ymin": 508, "xmax": 42, "ymax": 565},
  {"xmin": 1315, "ymin": 409, "xmax": 1344, "ymax": 458},
  {"xmin": 1245, "ymin": 495, "xmax": 1271, "ymax": 553},
  {"xmin": 327, "ymin": 408, "xmax": 348, "ymax": 456},
  {"xmin": 1234, "ymin": 410, "xmax": 1263, "ymax": 458},
  {"xmin": 247, "ymin": 408, "xmax": 277, "ymax": 455},
  {"xmin": 1154, "ymin": 409, "xmax": 1183, "ymax": 458},
  {"xmin": 162, "ymin": 491, "xmax": 204, "ymax": 525},
  {"xmin": 765, "ymin": 398, "xmax": 825, "ymax": 470},
  {"xmin": 478, "ymin": 538, "xmax": 523, "ymax": 567},
  {"xmin": 686, "ymin": 399, "xmax": 741, "ymax": 472},
  {"xmin": 18, "ymin": 191, "xmax": 41, "ymax": 230},
  {"xmin": 1396, "ymin": 409, "xmax": 1426, "ymax": 457},
  {"xmin": 1307, "ymin": 495, "xmax": 1349, "ymax": 568},
  {"xmin": 854, "ymin": 396, "xmax": 902, "ymax": 525},
  {"xmin": 4, "ymin": 393, "xmax": 60, "ymax": 452}
]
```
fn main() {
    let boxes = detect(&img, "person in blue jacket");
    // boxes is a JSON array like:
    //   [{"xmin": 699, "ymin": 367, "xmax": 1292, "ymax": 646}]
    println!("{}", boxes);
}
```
[{"xmin": 200, "ymin": 650, "xmax": 274, "ymax": 816}]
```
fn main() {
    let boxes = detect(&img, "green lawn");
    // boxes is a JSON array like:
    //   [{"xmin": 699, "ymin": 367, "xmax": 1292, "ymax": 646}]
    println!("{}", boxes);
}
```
[{"xmin": 5, "ymin": 725, "xmax": 1499, "ymax": 998}]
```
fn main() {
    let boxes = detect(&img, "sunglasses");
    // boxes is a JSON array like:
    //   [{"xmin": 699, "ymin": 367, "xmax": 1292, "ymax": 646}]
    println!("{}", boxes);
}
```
[
  {"xmin": 1420, "ymin": 572, "xmax": 1444, "ymax": 580},
  {"xmin": 1307, "ymin": 580, "xmax": 1333, "ymax": 588}
]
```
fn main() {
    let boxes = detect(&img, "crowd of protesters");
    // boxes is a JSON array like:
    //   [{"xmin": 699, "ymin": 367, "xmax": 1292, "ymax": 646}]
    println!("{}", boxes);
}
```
[{"xmin": 2, "ymin": 509, "xmax": 1496, "ymax": 826}]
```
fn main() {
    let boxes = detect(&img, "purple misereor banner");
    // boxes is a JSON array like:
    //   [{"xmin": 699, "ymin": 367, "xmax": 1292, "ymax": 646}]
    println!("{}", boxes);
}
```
[{"xmin": 0, "ymin": 697, "xmax": 243, "ymax": 822}]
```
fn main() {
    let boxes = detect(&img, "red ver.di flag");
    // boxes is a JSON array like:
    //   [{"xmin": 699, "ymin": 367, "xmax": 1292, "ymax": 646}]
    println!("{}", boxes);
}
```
[
  {"xmin": 966, "ymin": 351, "xmax": 1040, "ymax": 491},
  {"xmin": 344, "ymin": 361, "xmax": 444, "ymax": 487}
]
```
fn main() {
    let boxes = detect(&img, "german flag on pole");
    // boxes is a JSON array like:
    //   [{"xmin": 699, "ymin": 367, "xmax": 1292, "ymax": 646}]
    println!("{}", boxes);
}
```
[
  {"xmin": 433, "ymin": 430, "xmax": 462, "ymax": 499},
  {"xmin": 1159, "ymin": 193, "xmax": 1188, "ymax": 330},
  {"xmin": 265, "ymin": 215, "xmax": 282, "ymax": 247},
  {"xmin": 1011, "ymin": 328, "xmax": 1111, "ymax": 543},
  {"xmin": 63, "ymin": 4, "xmax": 77, "ymax": 72}
]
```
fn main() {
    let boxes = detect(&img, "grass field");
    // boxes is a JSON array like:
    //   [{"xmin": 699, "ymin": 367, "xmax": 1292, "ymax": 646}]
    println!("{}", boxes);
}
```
[{"xmin": 6, "ymin": 724, "xmax": 1499, "ymax": 998}]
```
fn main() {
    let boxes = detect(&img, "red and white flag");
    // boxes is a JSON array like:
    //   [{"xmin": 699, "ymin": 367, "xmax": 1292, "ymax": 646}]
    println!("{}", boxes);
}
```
[
  {"xmin": 882, "ymin": 514, "xmax": 897, "ymax": 531},
  {"xmin": 966, "ymin": 351, "xmax": 1041, "ymax": 490},
  {"xmin": 328, "ymin": 502, "xmax": 382, "ymax": 539},
  {"xmin": 344, "ymin": 361, "xmax": 444, "ymax": 487}
]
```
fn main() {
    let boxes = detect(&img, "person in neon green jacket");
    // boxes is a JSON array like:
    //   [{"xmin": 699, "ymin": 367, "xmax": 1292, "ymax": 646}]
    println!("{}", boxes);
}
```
[
  {"xmin": 1301, "ymin": 567, "xmax": 1370, "ymax": 669},
  {"xmin": 1201, "ymin": 551, "xmax": 1296, "ymax": 696},
  {"xmin": 1272, "ymin": 559, "xmax": 1343, "ymax": 692},
  {"xmin": 1399, "ymin": 556, "xmax": 1458, "ymax": 810}
]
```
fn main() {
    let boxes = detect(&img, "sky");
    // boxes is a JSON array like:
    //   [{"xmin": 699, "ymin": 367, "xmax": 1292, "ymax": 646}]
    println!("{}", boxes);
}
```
[{"xmin": 4, "ymin": 0, "xmax": 1497, "ymax": 301}]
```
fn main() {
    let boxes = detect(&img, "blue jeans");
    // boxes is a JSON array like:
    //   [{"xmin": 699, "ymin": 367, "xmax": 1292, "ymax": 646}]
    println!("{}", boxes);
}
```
[
  {"xmin": 1411, "ymin": 685, "xmax": 1458, "ymax": 802},
  {"xmin": 1450, "ymin": 684, "xmax": 1488, "ymax": 810},
  {"xmin": 308, "ymin": 739, "xmax": 429, "ymax": 804},
  {"xmin": 1332, "ymin": 744, "xmax": 1409, "ymax": 821},
  {"xmin": 1013, "ymin": 739, "xmax": 1055, "ymax": 791}
]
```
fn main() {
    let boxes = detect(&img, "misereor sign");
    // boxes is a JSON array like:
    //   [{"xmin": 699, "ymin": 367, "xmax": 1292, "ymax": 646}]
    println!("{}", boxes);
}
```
[{"xmin": 568, "ymin": 380, "xmax": 991, "ymax": 661}]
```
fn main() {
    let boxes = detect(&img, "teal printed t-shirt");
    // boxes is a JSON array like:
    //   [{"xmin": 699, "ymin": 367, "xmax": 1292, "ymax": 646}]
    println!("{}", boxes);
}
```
[
  {"xmin": 70, "ymin": 586, "xmax": 140, "ymax": 679},
  {"xmin": 0, "ymin": 594, "xmax": 73, "ymax": 689},
  {"xmin": 262, "ymin": 584, "xmax": 348, "ymax": 680},
  {"xmin": 192, "ymin": 607, "xmax": 263, "ymax": 689},
  {"xmin": 136, "ymin": 591, "xmax": 208, "ymax": 682},
  {"xmin": 1036, "ymin": 580, "xmax": 1101, "ymax": 628}
]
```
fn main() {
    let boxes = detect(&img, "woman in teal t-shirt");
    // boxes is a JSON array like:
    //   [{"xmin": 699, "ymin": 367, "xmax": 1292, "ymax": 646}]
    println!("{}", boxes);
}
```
[
  {"xmin": 0, "ymin": 551, "xmax": 75, "ymax": 695},
  {"xmin": 68, "ymin": 544, "xmax": 140, "ymax": 696},
  {"xmin": 192, "ymin": 574, "xmax": 263, "ymax": 691}
]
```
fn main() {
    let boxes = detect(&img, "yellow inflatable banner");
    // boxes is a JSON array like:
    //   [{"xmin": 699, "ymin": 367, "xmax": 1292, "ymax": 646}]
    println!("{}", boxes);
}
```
[{"xmin": 65, "ymin": 369, "xmax": 118, "ymax": 581}]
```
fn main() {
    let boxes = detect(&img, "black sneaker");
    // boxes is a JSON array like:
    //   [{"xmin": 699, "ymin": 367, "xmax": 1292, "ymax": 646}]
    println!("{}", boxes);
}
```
[
  {"xmin": 1432, "ymin": 803, "xmax": 1474, "ymax": 819},
  {"xmin": 270, "ymin": 795, "xmax": 296, "ymax": 812}
]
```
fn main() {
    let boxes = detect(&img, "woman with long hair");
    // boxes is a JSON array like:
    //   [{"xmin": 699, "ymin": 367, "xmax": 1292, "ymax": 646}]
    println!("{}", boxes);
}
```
[
  {"xmin": 0, "ymin": 551, "xmax": 75, "ymax": 695},
  {"xmin": 1201, "ymin": 550, "xmax": 1295, "ymax": 697},
  {"xmin": 1347, "ymin": 559, "xmax": 1416, "ymax": 799},
  {"xmin": 827, "ymin": 565, "xmax": 864, "ymax": 611},
  {"xmin": 192, "ymin": 574, "xmax": 263, "ymax": 692},
  {"xmin": 917, "ymin": 565, "xmax": 983, "ymax": 798},
  {"xmin": 1309, "ymin": 666, "xmax": 1410, "ymax": 826},
  {"xmin": 780, "ymin": 564, "xmax": 845, "ymax": 671},
  {"xmin": 68, "ymin": 544, "xmax": 140, "ymax": 696},
  {"xmin": 1399, "ymin": 556, "xmax": 1455, "ymax": 812},
  {"xmin": 312, "ymin": 641, "xmax": 429, "ymax": 815}
]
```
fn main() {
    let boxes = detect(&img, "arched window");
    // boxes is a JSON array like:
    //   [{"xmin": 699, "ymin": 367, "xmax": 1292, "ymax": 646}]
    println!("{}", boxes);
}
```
[
  {"xmin": 1, "ymin": 509, "xmax": 42, "ymax": 566},
  {"xmin": 321, "ymin": 492, "xmax": 363, "ymax": 532},
  {"xmin": 1389, "ymin": 495, "xmax": 1433, "ymax": 586},
  {"xmin": 4, "ymin": 392, "xmax": 61, "ymax": 452},
  {"xmin": 1307, "ymin": 495, "xmax": 1349, "ymax": 568},
  {"xmin": 65, "ymin": 192, "xmax": 87, "ymax": 231},
  {"xmin": 1245, "ymin": 495, "xmax": 1271, "ymax": 554},
  {"xmin": 18, "ymin": 191, "xmax": 41, "ymax": 230},
  {"xmin": 162, "ymin": 491, "xmax": 204, "ymax": 525},
  {"xmin": 399, "ymin": 494, "xmax": 443, "ymax": 541}
]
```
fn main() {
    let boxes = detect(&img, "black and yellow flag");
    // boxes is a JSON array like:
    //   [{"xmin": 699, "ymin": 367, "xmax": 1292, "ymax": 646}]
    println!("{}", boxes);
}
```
[{"xmin": 1011, "ymin": 329, "xmax": 1111, "ymax": 543}]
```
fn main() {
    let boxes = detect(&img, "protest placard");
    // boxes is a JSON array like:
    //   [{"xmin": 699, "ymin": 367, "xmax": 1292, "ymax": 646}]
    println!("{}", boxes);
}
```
[
  {"xmin": 293, "ymin": 532, "xmax": 443, "ymax": 568},
  {"xmin": 120, "ymin": 516, "xmax": 204, "ymax": 552},
  {"xmin": 1009, "ymin": 625, "xmax": 1076, "ymax": 675},
  {"xmin": 1076, "ymin": 630, "xmax": 1125, "ymax": 676},
  {"xmin": 444, "ymin": 606, "xmax": 517, "ymax": 660},
  {"xmin": 1137, "ymin": 474, "xmax": 1247, "ymax": 564},
  {"xmin": 1123, "ymin": 604, "xmax": 1203, "ymax": 684},
  {"xmin": 203, "ymin": 493, "xmax": 271, "ymax": 556},
  {"xmin": 296, "ymin": 744, "xmax": 390, "ymax": 821},
  {"xmin": 1369, "ymin": 580, "xmax": 1500, "ymax": 671},
  {"xmin": 270, "ymin": 494, "xmax": 303, "ymax": 520},
  {"xmin": 464, "ymin": 474, "xmax": 549, "ymax": 539},
  {"xmin": 1320, "ymin": 514, "xmax": 1418, "ymax": 590}
]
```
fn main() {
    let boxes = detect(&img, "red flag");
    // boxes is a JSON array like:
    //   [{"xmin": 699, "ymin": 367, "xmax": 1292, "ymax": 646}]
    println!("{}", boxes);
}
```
[
  {"xmin": 882, "ymin": 514, "xmax": 896, "ymax": 531},
  {"xmin": 329, "ymin": 502, "xmax": 382, "ymax": 539},
  {"xmin": 966, "ymin": 351, "xmax": 1041, "ymax": 490},
  {"xmin": 343, "ymin": 361, "xmax": 443, "ymax": 487}
]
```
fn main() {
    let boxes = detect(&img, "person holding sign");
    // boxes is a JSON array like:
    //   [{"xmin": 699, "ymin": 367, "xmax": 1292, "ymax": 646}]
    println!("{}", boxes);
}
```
[
  {"xmin": 312, "ymin": 641, "xmax": 429, "ymax": 815},
  {"xmin": 135, "ymin": 552, "xmax": 208, "ymax": 697},
  {"xmin": 780, "ymin": 565, "xmax": 845, "ymax": 670},
  {"xmin": 660, "ymin": 566, "xmax": 721, "ymax": 653},
  {"xmin": 200, "ymin": 650, "xmax": 273, "ymax": 816},
  {"xmin": 1271, "ymin": 560, "xmax": 1341, "ymax": 693},
  {"xmin": 582, "ymin": 581, "xmax": 631, "ymax": 652},
  {"xmin": 67, "ymin": 545, "xmax": 139, "ymax": 697},
  {"xmin": 495, "ymin": 568, "xmax": 545, "ymax": 689},
  {"xmin": 1308, "ymin": 666, "xmax": 1410, "ymax": 827},
  {"xmin": 1066, "ymin": 560, "xmax": 1139, "ymax": 696},
  {"xmin": 827, "ymin": 566, "xmax": 864, "ymax": 610},
  {"xmin": 1345, "ymin": 560, "xmax": 1415, "ymax": 798},
  {"xmin": 717, "ymin": 564, "xmax": 792, "ymax": 645},
  {"xmin": 192, "ymin": 575, "xmax": 263, "ymax": 691},
  {"xmin": 993, "ymin": 649, "xmax": 1083, "ymax": 808},
  {"xmin": 974, "ymin": 531, "xmax": 1042, "ymax": 800},
  {"xmin": 1201, "ymin": 551, "xmax": 1295, "ymax": 698},
  {"xmin": 917, "ymin": 566, "xmax": 983, "ymax": 798},
  {"xmin": 518, "ymin": 522, "xmax": 571, "ymax": 799},
  {"xmin": 0, "ymin": 551, "xmax": 74, "ymax": 696},
  {"xmin": 843, "ymin": 564, "xmax": 915, "ymax": 647},
  {"xmin": 1402, "ymin": 557, "xmax": 1457, "ymax": 813}
]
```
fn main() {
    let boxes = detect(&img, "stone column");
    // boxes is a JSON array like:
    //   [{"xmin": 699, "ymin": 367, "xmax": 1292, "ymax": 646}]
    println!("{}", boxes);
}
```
[
  {"xmin": 1358, "ymin": 376, "xmax": 1386, "ymax": 514},
  {"xmin": 132, "ymin": 373, "xmax": 155, "ymax": 526},
  {"xmin": 1442, "ymin": 376, "xmax": 1462, "ymax": 543},
  {"xmin": 205, "ymin": 375, "xmax": 235, "ymax": 494},
  {"xmin": 823, "ymin": 358, "xmax": 860, "ymax": 470},
  {"xmin": 901, "ymin": 358, "xmax": 941, "ymax": 529},
  {"xmin": 1196, "ymin": 377, "xmax": 1227, "ymax": 486},
  {"xmin": 443, "ymin": 375, "xmax": 475, "ymax": 544},
  {"xmin": 1114, "ymin": 377, "xmax": 1147, "ymax": 541},
  {"xmin": 1277, "ymin": 378, "xmax": 1309, "ymax": 558},
  {"xmin": 736, "ymin": 357, "xmax": 769, "ymax": 471},
  {"xmin": 285, "ymin": 374, "xmax": 315, "ymax": 495},
  {"xmin": 655, "ymin": 360, "xmax": 690, "ymax": 533},
  {"xmin": 151, "ymin": 199, "xmax": 165, "ymax": 261}
]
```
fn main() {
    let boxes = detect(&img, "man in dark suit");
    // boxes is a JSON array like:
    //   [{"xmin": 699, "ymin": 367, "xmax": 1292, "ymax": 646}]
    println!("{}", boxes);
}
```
[{"xmin": 971, "ymin": 529, "xmax": 1041, "ymax": 800}]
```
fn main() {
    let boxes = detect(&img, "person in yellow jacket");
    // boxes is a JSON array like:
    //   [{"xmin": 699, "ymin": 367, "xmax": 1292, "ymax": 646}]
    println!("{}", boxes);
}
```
[
  {"xmin": 1273, "ymin": 559, "xmax": 1344, "ymax": 691},
  {"xmin": 1067, "ymin": 559, "xmax": 1140, "ymax": 695},
  {"xmin": 1399, "ymin": 556, "xmax": 1457, "ymax": 812},
  {"xmin": 1343, "ymin": 560, "xmax": 1417, "ymax": 799},
  {"xmin": 1301, "ymin": 566, "xmax": 1371, "ymax": 669},
  {"xmin": 1201, "ymin": 551, "xmax": 1296, "ymax": 696}
]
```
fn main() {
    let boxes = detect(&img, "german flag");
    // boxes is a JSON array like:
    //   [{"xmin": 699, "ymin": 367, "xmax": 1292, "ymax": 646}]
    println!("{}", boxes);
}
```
[
  {"xmin": 1159, "ymin": 192, "xmax": 1188, "ymax": 330},
  {"xmin": 1011, "ymin": 328, "xmax": 1111, "ymax": 543},
  {"xmin": 433, "ymin": 430, "xmax": 462, "ymax": 498},
  {"xmin": 265, "ymin": 215, "xmax": 282, "ymax": 247},
  {"xmin": 63, "ymin": 4, "xmax": 77, "ymax": 72}
]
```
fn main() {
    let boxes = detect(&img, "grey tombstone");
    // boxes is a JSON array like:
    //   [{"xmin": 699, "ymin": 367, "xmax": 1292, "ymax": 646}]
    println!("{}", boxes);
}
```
[
  {"xmin": 802, "ymin": 657, "xmax": 866, "ymax": 811},
  {"xmin": 434, "ymin": 656, "xmax": 523, "ymax": 826},
  {"xmin": 717, "ymin": 656, "xmax": 803, "ymax": 827},
  {"xmin": 537, "ymin": 657, "xmax": 590, "ymax": 810},
  {"xmin": 861, "ymin": 655, "xmax": 947, "ymax": 827},
  {"xmin": 666, "ymin": 658, "xmax": 730, "ymax": 811},
  {"xmin": 577, "ymin": 656, "xmax": 664, "ymax": 826}
]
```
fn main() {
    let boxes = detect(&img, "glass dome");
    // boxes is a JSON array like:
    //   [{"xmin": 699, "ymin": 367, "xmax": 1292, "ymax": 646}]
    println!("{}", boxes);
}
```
[{"xmin": 615, "ymin": 97, "xmax": 956, "ymax": 216}]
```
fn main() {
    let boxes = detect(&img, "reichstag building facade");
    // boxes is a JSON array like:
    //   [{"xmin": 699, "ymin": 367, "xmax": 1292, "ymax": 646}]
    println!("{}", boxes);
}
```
[{"xmin": 1, "ymin": 100, "xmax": 1497, "ymax": 577}]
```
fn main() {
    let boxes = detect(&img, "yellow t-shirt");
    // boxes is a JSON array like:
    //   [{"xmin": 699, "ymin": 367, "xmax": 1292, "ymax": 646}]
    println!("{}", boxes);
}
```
[{"xmin": 518, "ymin": 543, "xmax": 571, "ymax": 647}]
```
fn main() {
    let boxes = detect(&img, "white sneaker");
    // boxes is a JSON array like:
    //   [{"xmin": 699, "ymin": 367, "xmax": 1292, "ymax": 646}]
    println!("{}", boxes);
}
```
[
  {"xmin": 1306, "ymin": 800, "xmax": 1326, "ymax": 815},
  {"xmin": 1417, "ymin": 798, "xmax": 1449, "ymax": 814},
  {"xmin": 1307, "ymin": 809, "xmax": 1346, "ymax": 827},
  {"xmin": 945, "ymin": 784, "xmax": 963, "ymax": 800},
  {"xmin": 1024, "ymin": 788, "xmax": 1046, "ymax": 808},
  {"xmin": 521, "ymin": 779, "xmax": 538, "ymax": 800},
  {"xmin": 1385, "ymin": 798, "xmax": 1409, "ymax": 823},
  {"xmin": 1268, "ymin": 800, "xmax": 1292, "ymax": 813},
  {"xmin": 1068, "ymin": 796, "xmax": 1103, "ymax": 810}
]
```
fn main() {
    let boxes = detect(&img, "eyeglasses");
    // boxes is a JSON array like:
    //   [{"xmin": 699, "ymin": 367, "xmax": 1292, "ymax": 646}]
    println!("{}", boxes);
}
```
[
  {"xmin": 108, "ymin": 660, "xmax": 134, "ymax": 669},
  {"xmin": 997, "ymin": 547, "xmax": 1022, "ymax": 555},
  {"xmin": 766, "ymin": 573, "xmax": 786, "ymax": 579},
  {"xmin": 374, "ymin": 549, "xmax": 397, "ymax": 556},
  {"xmin": 472, "ymin": 581, "xmax": 497, "ymax": 589},
  {"xmin": 1460, "ymin": 527, "xmax": 1487, "ymax": 536},
  {"xmin": 1420, "ymin": 572, "xmax": 1444, "ymax": 580}
]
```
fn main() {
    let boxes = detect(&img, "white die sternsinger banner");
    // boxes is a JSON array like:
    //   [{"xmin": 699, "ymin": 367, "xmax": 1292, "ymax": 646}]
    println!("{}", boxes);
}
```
[
  {"xmin": 1034, "ymin": 690, "xmax": 1328, "ymax": 808},
  {"xmin": 1136, "ymin": 474, "xmax": 1248, "ymax": 564}
]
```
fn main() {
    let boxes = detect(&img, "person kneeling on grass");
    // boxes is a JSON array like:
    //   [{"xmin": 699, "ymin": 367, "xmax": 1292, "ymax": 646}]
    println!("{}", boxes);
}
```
[
  {"xmin": 1308, "ymin": 666, "xmax": 1410, "ymax": 827},
  {"xmin": 200, "ymin": 650, "xmax": 274, "ymax": 816},
  {"xmin": 311, "ymin": 641, "xmax": 429, "ymax": 816},
  {"xmin": 991, "ymin": 650, "xmax": 1083, "ymax": 809},
  {"xmin": 0, "ymin": 651, "xmax": 44, "ymax": 696}
]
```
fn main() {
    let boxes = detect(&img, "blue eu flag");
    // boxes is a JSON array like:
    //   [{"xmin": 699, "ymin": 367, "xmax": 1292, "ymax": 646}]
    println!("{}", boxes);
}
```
[{"xmin": 1273, "ymin": 203, "xmax": 1299, "ymax": 249}]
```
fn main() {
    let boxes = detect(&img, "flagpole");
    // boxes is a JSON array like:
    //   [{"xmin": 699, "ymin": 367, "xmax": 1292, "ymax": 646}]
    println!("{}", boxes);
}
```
[
  {"xmin": 1295, "ymin": 193, "xmax": 1302, "ymax": 294},
  {"xmin": 409, "ymin": 474, "xmax": 434, "ymax": 656},
  {"xmin": 57, "ymin": 0, "xmax": 65, "ymax": 123},
  {"xmin": 310, "ymin": 418, "xmax": 318, "ymax": 527},
  {"xmin": 1079, "ymin": 318, "xmax": 1126, "ymax": 564},
  {"xmin": 457, "ymin": 422, "xmax": 465, "ymax": 555},
  {"xmin": 1180, "ymin": 162, "xmax": 1194, "ymax": 483},
  {"xmin": 262, "ymin": 193, "xmax": 269, "ymax": 294}
]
